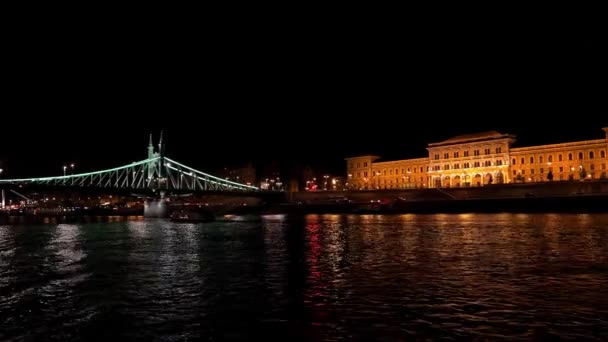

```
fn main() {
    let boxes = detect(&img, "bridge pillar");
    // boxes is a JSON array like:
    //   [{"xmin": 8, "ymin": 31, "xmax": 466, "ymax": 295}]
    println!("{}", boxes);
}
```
[{"xmin": 144, "ymin": 199, "xmax": 168, "ymax": 218}]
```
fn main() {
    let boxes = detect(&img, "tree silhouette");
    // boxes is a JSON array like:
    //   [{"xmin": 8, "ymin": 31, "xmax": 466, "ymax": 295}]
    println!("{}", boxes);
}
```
[{"xmin": 547, "ymin": 170, "xmax": 554, "ymax": 182}]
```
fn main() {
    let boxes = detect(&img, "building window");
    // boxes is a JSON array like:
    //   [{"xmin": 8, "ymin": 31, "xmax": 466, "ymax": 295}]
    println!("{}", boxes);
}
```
[
  {"xmin": 454, "ymin": 152, "xmax": 459, "ymax": 158},
  {"xmin": 433, "ymin": 154, "xmax": 439, "ymax": 160},
  {"xmin": 474, "ymin": 161, "xmax": 480, "ymax": 167},
  {"xmin": 485, "ymin": 160, "xmax": 491, "ymax": 167},
  {"xmin": 497, "ymin": 160, "xmax": 503, "ymax": 166},
  {"xmin": 454, "ymin": 164, "xmax": 460, "ymax": 169},
  {"xmin": 530, "ymin": 157, "xmax": 534, "ymax": 164},
  {"xmin": 390, "ymin": 170, "xmax": 393, "ymax": 175},
  {"xmin": 363, "ymin": 162, "xmax": 368, "ymax": 167},
  {"xmin": 521, "ymin": 158, "xmax": 525, "ymax": 164},
  {"xmin": 559, "ymin": 167, "xmax": 563, "ymax": 172},
  {"xmin": 540, "ymin": 156, "xmax": 544, "ymax": 163},
  {"xmin": 484, "ymin": 148, "xmax": 491, "ymax": 155},
  {"xmin": 579, "ymin": 152, "xmax": 583, "ymax": 160},
  {"xmin": 357, "ymin": 172, "xmax": 361, "ymax": 177},
  {"xmin": 531, "ymin": 169, "xmax": 535, "ymax": 174},
  {"xmin": 496, "ymin": 147, "xmax": 502, "ymax": 153},
  {"xmin": 540, "ymin": 168, "xmax": 544, "ymax": 174},
  {"xmin": 559, "ymin": 154, "xmax": 563, "ymax": 162},
  {"xmin": 548, "ymin": 155, "xmax": 553, "ymax": 162},
  {"xmin": 474, "ymin": 150, "xmax": 480, "ymax": 156},
  {"xmin": 464, "ymin": 151, "xmax": 469, "ymax": 157},
  {"xmin": 464, "ymin": 162, "xmax": 470, "ymax": 168},
  {"xmin": 444, "ymin": 153, "xmax": 449, "ymax": 159},
  {"xmin": 601, "ymin": 150, "xmax": 606, "ymax": 158},
  {"xmin": 513, "ymin": 170, "xmax": 517, "ymax": 175},
  {"xmin": 590, "ymin": 151, "xmax": 595, "ymax": 159},
  {"xmin": 512, "ymin": 158, "xmax": 516, "ymax": 165},
  {"xmin": 591, "ymin": 164, "xmax": 595, "ymax": 170},
  {"xmin": 364, "ymin": 172, "xmax": 368, "ymax": 177},
  {"xmin": 421, "ymin": 167, "xmax": 424, "ymax": 172},
  {"xmin": 444, "ymin": 165, "xmax": 450, "ymax": 170},
  {"xmin": 384, "ymin": 170, "xmax": 387, "ymax": 175},
  {"xmin": 569, "ymin": 153, "xmax": 573, "ymax": 161}
]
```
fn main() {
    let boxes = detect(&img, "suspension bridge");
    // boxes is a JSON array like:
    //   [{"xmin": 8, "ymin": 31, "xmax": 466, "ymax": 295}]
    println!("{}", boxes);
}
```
[
  {"xmin": 0, "ymin": 133, "xmax": 271, "ymax": 216},
  {"xmin": 0, "ymin": 132, "xmax": 259, "ymax": 192}
]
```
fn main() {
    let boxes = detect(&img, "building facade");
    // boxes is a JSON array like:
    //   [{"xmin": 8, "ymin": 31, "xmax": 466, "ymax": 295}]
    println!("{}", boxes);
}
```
[{"xmin": 346, "ymin": 127, "xmax": 608, "ymax": 190}]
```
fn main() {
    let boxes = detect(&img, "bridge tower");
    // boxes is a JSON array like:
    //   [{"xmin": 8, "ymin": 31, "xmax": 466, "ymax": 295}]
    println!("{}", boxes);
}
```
[
  {"xmin": 147, "ymin": 132, "xmax": 155, "ymax": 159},
  {"xmin": 158, "ymin": 130, "xmax": 165, "ymax": 179},
  {"xmin": 144, "ymin": 130, "xmax": 168, "ymax": 218}
]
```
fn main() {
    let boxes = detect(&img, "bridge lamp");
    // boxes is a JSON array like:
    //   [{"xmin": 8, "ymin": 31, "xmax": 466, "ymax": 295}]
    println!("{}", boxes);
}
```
[{"xmin": 63, "ymin": 165, "xmax": 67, "ymax": 176}]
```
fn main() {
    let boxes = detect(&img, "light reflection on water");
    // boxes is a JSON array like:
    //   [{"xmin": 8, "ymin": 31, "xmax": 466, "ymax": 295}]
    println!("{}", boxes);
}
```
[{"xmin": 0, "ymin": 213, "xmax": 607, "ymax": 340}]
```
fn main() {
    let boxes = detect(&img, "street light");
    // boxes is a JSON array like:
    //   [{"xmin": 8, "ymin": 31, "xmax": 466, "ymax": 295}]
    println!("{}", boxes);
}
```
[
  {"xmin": 70, "ymin": 163, "xmax": 75, "ymax": 175},
  {"xmin": 63, "ymin": 165, "xmax": 67, "ymax": 176},
  {"xmin": 0, "ymin": 169, "xmax": 4, "ymax": 209}
]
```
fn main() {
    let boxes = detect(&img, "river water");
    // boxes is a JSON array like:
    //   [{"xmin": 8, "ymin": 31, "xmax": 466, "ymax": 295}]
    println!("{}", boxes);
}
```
[{"xmin": 1, "ymin": 213, "xmax": 608, "ymax": 340}]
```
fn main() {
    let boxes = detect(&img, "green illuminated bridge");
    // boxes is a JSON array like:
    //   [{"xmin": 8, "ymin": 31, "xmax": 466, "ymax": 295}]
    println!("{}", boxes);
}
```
[{"xmin": 0, "ymin": 134, "xmax": 259, "ymax": 193}]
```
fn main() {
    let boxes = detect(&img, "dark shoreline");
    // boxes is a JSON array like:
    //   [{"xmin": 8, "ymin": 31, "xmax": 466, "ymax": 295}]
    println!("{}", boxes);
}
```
[
  {"xmin": 236, "ymin": 194, "xmax": 608, "ymax": 215},
  {"xmin": 2, "ymin": 194, "xmax": 607, "ymax": 223}
]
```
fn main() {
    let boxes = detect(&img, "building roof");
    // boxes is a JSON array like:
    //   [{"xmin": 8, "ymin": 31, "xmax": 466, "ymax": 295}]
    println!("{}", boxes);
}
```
[
  {"xmin": 344, "ymin": 155, "xmax": 381, "ymax": 160},
  {"xmin": 429, "ymin": 131, "xmax": 515, "ymax": 147}
]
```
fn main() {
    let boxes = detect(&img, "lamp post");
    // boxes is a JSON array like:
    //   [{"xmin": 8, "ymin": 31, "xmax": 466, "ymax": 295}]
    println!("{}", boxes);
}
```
[
  {"xmin": 0, "ymin": 168, "xmax": 4, "ymax": 209},
  {"xmin": 63, "ymin": 165, "xmax": 67, "ymax": 177},
  {"xmin": 70, "ymin": 163, "xmax": 75, "ymax": 175}
]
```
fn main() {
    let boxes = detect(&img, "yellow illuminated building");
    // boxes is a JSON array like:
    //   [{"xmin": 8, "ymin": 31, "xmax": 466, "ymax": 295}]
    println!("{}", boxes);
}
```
[{"xmin": 346, "ymin": 127, "xmax": 608, "ymax": 190}]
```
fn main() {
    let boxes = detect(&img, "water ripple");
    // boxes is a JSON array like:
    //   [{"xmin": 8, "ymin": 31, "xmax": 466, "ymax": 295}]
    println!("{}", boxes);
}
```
[{"xmin": 0, "ymin": 213, "xmax": 607, "ymax": 340}]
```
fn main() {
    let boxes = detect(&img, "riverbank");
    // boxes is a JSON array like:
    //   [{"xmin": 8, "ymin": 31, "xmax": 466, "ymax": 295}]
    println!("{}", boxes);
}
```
[{"xmin": 226, "ymin": 193, "xmax": 608, "ymax": 215}]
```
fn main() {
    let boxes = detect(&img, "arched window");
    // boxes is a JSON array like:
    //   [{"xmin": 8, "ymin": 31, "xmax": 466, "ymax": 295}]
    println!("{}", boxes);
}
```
[
  {"xmin": 601, "ymin": 150, "xmax": 606, "ymax": 158},
  {"xmin": 569, "ymin": 153, "xmax": 573, "ymax": 161},
  {"xmin": 558, "ymin": 154, "xmax": 563, "ymax": 162},
  {"xmin": 590, "ymin": 151, "xmax": 595, "ymax": 159},
  {"xmin": 579, "ymin": 152, "xmax": 583, "ymax": 160},
  {"xmin": 548, "ymin": 155, "xmax": 553, "ymax": 162}
]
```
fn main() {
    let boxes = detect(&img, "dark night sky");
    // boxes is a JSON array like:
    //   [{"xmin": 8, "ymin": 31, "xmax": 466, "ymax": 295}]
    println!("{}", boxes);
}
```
[{"xmin": 1, "ymin": 18, "xmax": 606, "ymax": 178}]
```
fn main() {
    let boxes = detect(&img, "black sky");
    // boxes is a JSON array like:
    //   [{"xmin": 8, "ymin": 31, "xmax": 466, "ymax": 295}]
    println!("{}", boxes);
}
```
[{"xmin": 1, "ymin": 18, "xmax": 606, "ymax": 178}]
